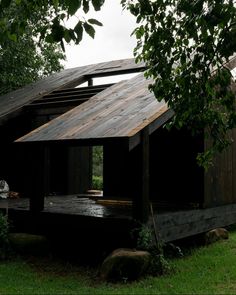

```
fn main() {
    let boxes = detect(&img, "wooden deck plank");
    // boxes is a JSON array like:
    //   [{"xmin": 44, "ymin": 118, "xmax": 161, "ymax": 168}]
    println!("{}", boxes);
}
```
[
  {"xmin": 8, "ymin": 196, "xmax": 132, "ymax": 219},
  {"xmin": 7, "ymin": 196, "xmax": 236, "ymax": 242}
]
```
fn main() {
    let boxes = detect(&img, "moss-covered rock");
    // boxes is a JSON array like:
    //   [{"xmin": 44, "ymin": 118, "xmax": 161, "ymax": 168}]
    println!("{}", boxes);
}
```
[
  {"xmin": 9, "ymin": 233, "xmax": 50, "ymax": 255},
  {"xmin": 100, "ymin": 248, "xmax": 151, "ymax": 282},
  {"xmin": 205, "ymin": 228, "xmax": 229, "ymax": 245}
]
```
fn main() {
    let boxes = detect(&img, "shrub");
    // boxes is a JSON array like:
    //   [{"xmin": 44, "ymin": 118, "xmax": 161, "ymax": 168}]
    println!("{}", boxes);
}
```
[
  {"xmin": 134, "ymin": 224, "xmax": 172, "ymax": 276},
  {"xmin": 0, "ymin": 212, "xmax": 10, "ymax": 259},
  {"xmin": 93, "ymin": 146, "xmax": 103, "ymax": 177},
  {"xmin": 92, "ymin": 176, "xmax": 103, "ymax": 190}
]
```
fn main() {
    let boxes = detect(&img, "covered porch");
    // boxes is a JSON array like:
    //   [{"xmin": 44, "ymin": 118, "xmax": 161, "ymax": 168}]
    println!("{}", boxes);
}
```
[{"xmin": 6, "ymin": 195, "xmax": 236, "ymax": 243}]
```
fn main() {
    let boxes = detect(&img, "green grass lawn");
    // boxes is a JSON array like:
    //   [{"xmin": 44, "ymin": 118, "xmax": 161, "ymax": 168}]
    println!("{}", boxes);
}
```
[{"xmin": 1, "ymin": 230, "xmax": 236, "ymax": 294}]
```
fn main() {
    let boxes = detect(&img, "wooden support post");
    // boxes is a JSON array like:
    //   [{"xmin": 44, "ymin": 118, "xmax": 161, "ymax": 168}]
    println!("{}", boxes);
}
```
[
  {"xmin": 103, "ymin": 141, "xmax": 129, "ymax": 199},
  {"xmin": 67, "ymin": 146, "xmax": 93, "ymax": 194},
  {"xmin": 88, "ymin": 78, "xmax": 93, "ymax": 86},
  {"xmin": 28, "ymin": 144, "xmax": 48, "ymax": 212},
  {"xmin": 132, "ymin": 127, "xmax": 150, "ymax": 223},
  {"xmin": 44, "ymin": 146, "xmax": 50, "ymax": 197}
]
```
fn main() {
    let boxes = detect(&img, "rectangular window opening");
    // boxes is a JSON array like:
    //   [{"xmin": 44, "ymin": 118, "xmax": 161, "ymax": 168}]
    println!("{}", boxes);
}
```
[{"xmin": 91, "ymin": 146, "xmax": 103, "ymax": 194}]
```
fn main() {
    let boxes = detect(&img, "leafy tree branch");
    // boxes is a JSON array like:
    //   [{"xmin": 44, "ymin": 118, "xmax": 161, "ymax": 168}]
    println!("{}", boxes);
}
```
[
  {"xmin": 0, "ymin": 1, "xmax": 66, "ymax": 94},
  {"xmin": 122, "ymin": 0, "xmax": 236, "ymax": 167},
  {"xmin": 0, "ymin": 0, "xmax": 105, "ymax": 49},
  {"xmin": 1, "ymin": 0, "xmax": 236, "ymax": 167}
]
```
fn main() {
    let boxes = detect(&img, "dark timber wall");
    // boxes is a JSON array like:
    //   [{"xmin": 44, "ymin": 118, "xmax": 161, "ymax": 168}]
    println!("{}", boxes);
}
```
[
  {"xmin": 149, "ymin": 127, "xmax": 204, "ymax": 207},
  {"xmin": 204, "ymin": 129, "xmax": 236, "ymax": 207},
  {"xmin": 103, "ymin": 127, "xmax": 205, "ymax": 208},
  {"xmin": 103, "ymin": 142, "xmax": 138, "ymax": 199},
  {"xmin": 0, "ymin": 112, "xmax": 92, "ymax": 196},
  {"xmin": 0, "ymin": 114, "xmax": 31, "ymax": 192},
  {"xmin": 149, "ymin": 126, "xmax": 236, "ymax": 209}
]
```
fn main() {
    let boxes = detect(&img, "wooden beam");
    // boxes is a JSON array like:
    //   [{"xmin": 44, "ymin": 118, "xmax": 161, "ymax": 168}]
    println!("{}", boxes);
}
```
[
  {"xmin": 88, "ymin": 78, "xmax": 93, "ymax": 86},
  {"xmin": 85, "ymin": 66, "xmax": 145, "ymax": 79},
  {"xmin": 51, "ymin": 83, "xmax": 113, "ymax": 94},
  {"xmin": 28, "ymin": 144, "xmax": 48, "ymax": 212},
  {"xmin": 67, "ymin": 146, "xmax": 93, "ymax": 194},
  {"xmin": 132, "ymin": 127, "xmax": 150, "ymax": 223},
  {"xmin": 128, "ymin": 109, "xmax": 174, "ymax": 151},
  {"xmin": 27, "ymin": 106, "xmax": 76, "ymax": 117},
  {"xmin": 43, "ymin": 146, "xmax": 50, "ymax": 197},
  {"xmin": 150, "ymin": 203, "xmax": 236, "ymax": 242},
  {"xmin": 35, "ymin": 93, "xmax": 97, "ymax": 103},
  {"xmin": 103, "ymin": 141, "xmax": 130, "ymax": 199},
  {"xmin": 26, "ymin": 98, "xmax": 88, "ymax": 109}
]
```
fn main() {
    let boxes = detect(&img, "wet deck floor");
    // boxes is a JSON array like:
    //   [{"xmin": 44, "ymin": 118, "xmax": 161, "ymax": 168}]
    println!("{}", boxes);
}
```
[
  {"xmin": 6, "ymin": 195, "xmax": 133, "ymax": 219},
  {"xmin": 5, "ymin": 196, "xmax": 236, "ymax": 243}
]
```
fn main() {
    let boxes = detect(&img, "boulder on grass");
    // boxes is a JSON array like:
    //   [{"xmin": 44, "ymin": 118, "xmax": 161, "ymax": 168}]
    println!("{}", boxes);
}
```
[
  {"xmin": 9, "ymin": 233, "xmax": 49, "ymax": 255},
  {"xmin": 100, "ymin": 248, "xmax": 151, "ymax": 282},
  {"xmin": 205, "ymin": 228, "xmax": 229, "ymax": 245}
]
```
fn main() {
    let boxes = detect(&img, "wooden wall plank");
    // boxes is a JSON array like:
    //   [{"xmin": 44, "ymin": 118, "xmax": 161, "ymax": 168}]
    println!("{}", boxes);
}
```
[
  {"xmin": 204, "ymin": 132, "xmax": 233, "ymax": 207},
  {"xmin": 149, "ymin": 127, "xmax": 204, "ymax": 206},
  {"xmin": 25, "ymin": 144, "xmax": 46, "ymax": 212},
  {"xmin": 132, "ymin": 127, "xmax": 150, "ymax": 223},
  {"xmin": 67, "ymin": 146, "xmax": 92, "ymax": 194},
  {"xmin": 151, "ymin": 203, "xmax": 236, "ymax": 242},
  {"xmin": 103, "ymin": 141, "xmax": 130, "ymax": 199}
]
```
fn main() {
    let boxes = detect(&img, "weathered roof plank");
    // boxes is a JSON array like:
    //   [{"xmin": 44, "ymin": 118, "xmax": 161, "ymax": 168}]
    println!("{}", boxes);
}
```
[
  {"xmin": 16, "ymin": 73, "xmax": 169, "ymax": 147},
  {"xmin": 0, "ymin": 58, "xmax": 145, "ymax": 125}
]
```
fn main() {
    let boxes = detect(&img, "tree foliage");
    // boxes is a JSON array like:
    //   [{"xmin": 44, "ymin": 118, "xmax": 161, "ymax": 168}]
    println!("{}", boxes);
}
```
[
  {"xmin": 0, "ymin": 1, "xmax": 66, "ymax": 94},
  {"xmin": 0, "ymin": 34, "xmax": 65, "ymax": 95},
  {"xmin": 1, "ymin": 0, "xmax": 236, "ymax": 166},
  {"xmin": 0, "ymin": 0, "xmax": 105, "ymax": 50},
  {"xmin": 122, "ymin": 0, "xmax": 236, "ymax": 166}
]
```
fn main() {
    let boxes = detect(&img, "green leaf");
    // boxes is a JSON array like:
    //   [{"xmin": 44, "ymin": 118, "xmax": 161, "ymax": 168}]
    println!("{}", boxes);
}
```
[
  {"xmin": 74, "ymin": 21, "xmax": 83, "ymax": 43},
  {"xmin": 7, "ymin": 33, "xmax": 17, "ymax": 42},
  {"xmin": 45, "ymin": 34, "xmax": 54, "ymax": 43},
  {"xmin": 63, "ymin": 29, "xmax": 71, "ymax": 43},
  {"xmin": 66, "ymin": 0, "xmax": 82, "ymax": 16},
  {"xmin": 83, "ymin": 0, "xmax": 89, "ymax": 13},
  {"xmin": 52, "ymin": 0, "xmax": 59, "ymax": 8},
  {"xmin": 60, "ymin": 40, "xmax": 65, "ymax": 52},
  {"xmin": 184, "ymin": 38, "xmax": 189, "ymax": 46},
  {"xmin": 83, "ymin": 22, "xmax": 95, "ymax": 39},
  {"xmin": 68, "ymin": 28, "xmax": 76, "ymax": 40},
  {"xmin": 51, "ymin": 21, "xmax": 64, "ymax": 42},
  {"xmin": 92, "ymin": 0, "xmax": 105, "ymax": 11},
  {"xmin": 88, "ymin": 19, "xmax": 103, "ymax": 26}
]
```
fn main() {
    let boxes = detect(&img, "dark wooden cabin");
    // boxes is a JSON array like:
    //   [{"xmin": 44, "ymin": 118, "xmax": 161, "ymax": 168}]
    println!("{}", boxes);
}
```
[
  {"xmin": 2, "ymin": 57, "xmax": 236, "ymax": 245},
  {"xmin": 0, "ymin": 58, "xmax": 144, "ymax": 196}
]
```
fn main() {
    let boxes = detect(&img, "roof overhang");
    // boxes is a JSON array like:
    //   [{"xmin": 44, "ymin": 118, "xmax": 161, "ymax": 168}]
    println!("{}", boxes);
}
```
[
  {"xmin": 16, "ymin": 73, "xmax": 173, "ymax": 150},
  {"xmin": 0, "ymin": 58, "xmax": 145, "ymax": 126}
]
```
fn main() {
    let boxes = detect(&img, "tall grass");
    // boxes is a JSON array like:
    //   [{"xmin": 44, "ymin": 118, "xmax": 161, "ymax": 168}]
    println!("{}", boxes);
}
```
[{"xmin": 1, "ymin": 229, "xmax": 236, "ymax": 294}]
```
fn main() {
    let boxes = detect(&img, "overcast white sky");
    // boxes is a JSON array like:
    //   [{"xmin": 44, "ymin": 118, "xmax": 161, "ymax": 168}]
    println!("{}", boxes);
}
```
[{"xmin": 64, "ymin": 1, "xmax": 137, "ymax": 69}]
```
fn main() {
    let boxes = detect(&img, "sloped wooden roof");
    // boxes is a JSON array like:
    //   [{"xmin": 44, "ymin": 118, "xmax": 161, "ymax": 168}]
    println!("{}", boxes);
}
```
[
  {"xmin": 0, "ymin": 58, "xmax": 144, "ymax": 125},
  {"xmin": 15, "ymin": 56, "xmax": 236, "ymax": 149},
  {"xmin": 16, "ymin": 73, "xmax": 173, "ymax": 150}
]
